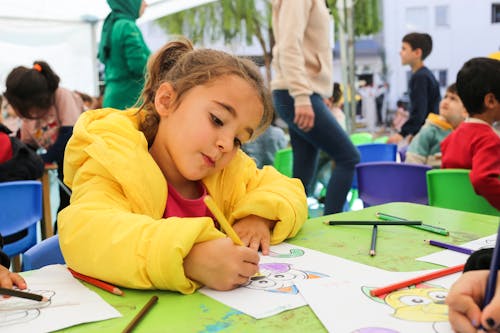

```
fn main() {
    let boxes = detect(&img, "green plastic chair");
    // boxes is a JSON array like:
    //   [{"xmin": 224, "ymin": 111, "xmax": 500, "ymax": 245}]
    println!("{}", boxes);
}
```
[
  {"xmin": 349, "ymin": 132, "xmax": 373, "ymax": 146},
  {"xmin": 273, "ymin": 147, "xmax": 293, "ymax": 178},
  {"xmin": 426, "ymin": 169, "xmax": 499, "ymax": 216}
]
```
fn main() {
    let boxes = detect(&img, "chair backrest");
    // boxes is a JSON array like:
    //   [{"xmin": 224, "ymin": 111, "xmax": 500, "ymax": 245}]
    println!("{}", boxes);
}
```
[
  {"xmin": 273, "ymin": 147, "xmax": 293, "ymax": 177},
  {"xmin": 357, "ymin": 161, "xmax": 432, "ymax": 207},
  {"xmin": 372, "ymin": 135, "xmax": 388, "ymax": 143},
  {"xmin": 351, "ymin": 143, "xmax": 398, "ymax": 189},
  {"xmin": 349, "ymin": 132, "xmax": 373, "ymax": 146},
  {"xmin": 22, "ymin": 235, "xmax": 65, "ymax": 271},
  {"xmin": 0, "ymin": 180, "xmax": 42, "ymax": 257},
  {"xmin": 427, "ymin": 169, "xmax": 500, "ymax": 216}
]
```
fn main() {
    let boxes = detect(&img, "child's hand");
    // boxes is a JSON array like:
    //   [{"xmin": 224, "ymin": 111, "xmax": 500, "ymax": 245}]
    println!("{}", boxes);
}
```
[
  {"xmin": 233, "ymin": 215, "xmax": 276, "ymax": 255},
  {"xmin": 183, "ymin": 238, "xmax": 259, "ymax": 291},
  {"xmin": 446, "ymin": 270, "xmax": 500, "ymax": 333},
  {"xmin": 0, "ymin": 265, "xmax": 27, "ymax": 290}
]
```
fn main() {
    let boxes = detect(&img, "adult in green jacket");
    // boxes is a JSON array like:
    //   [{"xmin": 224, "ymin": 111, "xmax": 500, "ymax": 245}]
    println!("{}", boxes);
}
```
[{"xmin": 99, "ymin": 0, "xmax": 150, "ymax": 109}]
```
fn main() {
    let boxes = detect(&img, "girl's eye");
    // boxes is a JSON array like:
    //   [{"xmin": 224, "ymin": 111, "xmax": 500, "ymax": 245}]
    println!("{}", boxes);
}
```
[{"xmin": 210, "ymin": 114, "xmax": 223, "ymax": 127}]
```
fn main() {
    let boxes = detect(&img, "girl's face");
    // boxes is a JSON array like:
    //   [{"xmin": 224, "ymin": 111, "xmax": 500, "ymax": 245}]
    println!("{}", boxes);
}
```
[{"xmin": 151, "ymin": 75, "xmax": 263, "ymax": 189}]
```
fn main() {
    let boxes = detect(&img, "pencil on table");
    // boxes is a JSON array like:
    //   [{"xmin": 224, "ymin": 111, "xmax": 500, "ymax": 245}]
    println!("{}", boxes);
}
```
[
  {"xmin": 370, "ymin": 263, "xmax": 465, "ymax": 297},
  {"xmin": 324, "ymin": 220, "xmax": 422, "ymax": 226},
  {"xmin": 0, "ymin": 287, "xmax": 48, "ymax": 302},
  {"xmin": 369, "ymin": 225, "xmax": 378, "ymax": 257},
  {"xmin": 68, "ymin": 267, "xmax": 124, "ymax": 296},
  {"xmin": 375, "ymin": 212, "xmax": 449, "ymax": 236},
  {"xmin": 122, "ymin": 295, "xmax": 158, "ymax": 333},
  {"xmin": 426, "ymin": 239, "xmax": 474, "ymax": 255}
]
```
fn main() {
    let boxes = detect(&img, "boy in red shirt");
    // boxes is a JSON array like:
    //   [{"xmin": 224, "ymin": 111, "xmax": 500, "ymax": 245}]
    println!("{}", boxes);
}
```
[{"xmin": 441, "ymin": 57, "xmax": 500, "ymax": 211}]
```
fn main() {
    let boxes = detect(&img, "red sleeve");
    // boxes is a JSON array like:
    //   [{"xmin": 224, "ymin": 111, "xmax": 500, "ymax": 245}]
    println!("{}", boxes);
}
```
[
  {"xmin": 469, "ymin": 131, "xmax": 500, "ymax": 210},
  {"xmin": 0, "ymin": 132, "xmax": 13, "ymax": 163}
]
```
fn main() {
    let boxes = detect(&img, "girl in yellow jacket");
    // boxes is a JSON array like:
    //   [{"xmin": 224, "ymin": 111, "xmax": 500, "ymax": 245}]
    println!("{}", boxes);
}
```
[{"xmin": 59, "ymin": 38, "xmax": 308, "ymax": 294}]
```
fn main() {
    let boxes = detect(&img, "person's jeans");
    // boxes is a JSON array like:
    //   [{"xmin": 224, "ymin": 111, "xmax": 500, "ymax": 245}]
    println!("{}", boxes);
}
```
[{"xmin": 273, "ymin": 90, "xmax": 360, "ymax": 214}]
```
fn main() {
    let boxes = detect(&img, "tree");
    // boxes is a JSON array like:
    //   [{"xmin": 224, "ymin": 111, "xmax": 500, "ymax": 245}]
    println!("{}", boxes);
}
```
[{"xmin": 156, "ymin": 0, "xmax": 274, "ymax": 83}]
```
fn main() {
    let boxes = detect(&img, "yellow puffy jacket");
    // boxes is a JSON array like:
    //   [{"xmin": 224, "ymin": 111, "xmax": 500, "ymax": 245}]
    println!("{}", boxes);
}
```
[{"xmin": 59, "ymin": 108, "xmax": 307, "ymax": 294}]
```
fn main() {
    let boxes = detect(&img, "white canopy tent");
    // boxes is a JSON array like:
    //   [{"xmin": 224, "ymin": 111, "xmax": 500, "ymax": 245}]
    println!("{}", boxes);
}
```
[{"xmin": 0, "ymin": 0, "xmax": 216, "ymax": 96}]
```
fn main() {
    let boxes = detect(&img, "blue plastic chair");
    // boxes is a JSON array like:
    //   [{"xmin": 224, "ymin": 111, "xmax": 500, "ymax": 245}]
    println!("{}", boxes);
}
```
[
  {"xmin": 22, "ymin": 235, "xmax": 65, "ymax": 271},
  {"xmin": 0, "ymin": 180, "xmax": 42, "ymax": 259},
  {"xmin": 347, "ymin": 144, "xmax": 398, "ymax": 209},
  {"xmin": 356, "ymin": 161, "xmax": 432, "ymax": 207}
]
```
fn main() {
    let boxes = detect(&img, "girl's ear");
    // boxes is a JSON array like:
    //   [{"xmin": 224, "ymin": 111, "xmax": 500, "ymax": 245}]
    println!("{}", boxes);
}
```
[{"xmin": 154, "ymin": 82, "xmax": 176, "ymax": 117}]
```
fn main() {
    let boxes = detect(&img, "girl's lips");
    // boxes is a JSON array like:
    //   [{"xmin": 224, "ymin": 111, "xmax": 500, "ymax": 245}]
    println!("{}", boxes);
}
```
[{"xmin": 202, "ymin": 154, "xmax": 216, "ymax": 167}]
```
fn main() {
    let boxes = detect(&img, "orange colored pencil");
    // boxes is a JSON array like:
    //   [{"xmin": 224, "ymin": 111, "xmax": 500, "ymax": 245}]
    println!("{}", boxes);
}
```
[
  {"xmin": 68, "ymin": 267, "xmax": 124, "ymax": 296},
  {"xmin": 370, "ymin": 264, "xmax": 465, "ymax": 297}
]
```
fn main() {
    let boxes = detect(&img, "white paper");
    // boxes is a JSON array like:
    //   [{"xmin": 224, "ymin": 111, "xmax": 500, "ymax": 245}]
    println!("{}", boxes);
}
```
[
  {"xmin": 200, "ymin": 243, "xmax": 392, "ymax": 319},
  {"xmin": 416, "ymin": 234, "xmax": 496, "ymax": 267},
  {"xmin": 0, "ymin": 265, "xmax": 121, "ymax": 333},
  {"xmin": 296, "ymin": 267, "xmax": 459, "ymax": 333}
]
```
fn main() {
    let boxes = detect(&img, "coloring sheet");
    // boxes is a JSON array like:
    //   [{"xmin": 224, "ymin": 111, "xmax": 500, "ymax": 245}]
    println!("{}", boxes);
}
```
[
  {"xmin": 0, "ymin": 265, "xmax": 121, "ymax": 333},
  {"xmin": 200, "ymin": 243, "xmax": 395, "ymax": 319},
  {"xmin": 416, "ymin": 234, "xmax": 496, "ymax": 267},
  {"xmin": 296, "ymin": 268, "xmax": 459, "ymax": 333}
]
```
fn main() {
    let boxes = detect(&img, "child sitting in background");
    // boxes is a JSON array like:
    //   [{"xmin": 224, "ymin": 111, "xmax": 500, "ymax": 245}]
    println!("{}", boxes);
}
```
[
  {"xmin": 0, "ymin": 234, "xmax": 26, "ymax": 289},
  {"xmin": 241, "ymin": 112, "xmax": 288, "ymax": 168},
  {"xmin": 58, "ymin": 38, "xmax": 307, "ymax": 294},
  {"xmin": 324, "ymin": 82, "xmax": 346, "ymax": 132},
  {"xmin": 441, "ymin": 57, "xmax": 500, "ymax": 210},
  {"xmin": 406, "ymin": 83, "xmax": 468, "ymax": 167}
]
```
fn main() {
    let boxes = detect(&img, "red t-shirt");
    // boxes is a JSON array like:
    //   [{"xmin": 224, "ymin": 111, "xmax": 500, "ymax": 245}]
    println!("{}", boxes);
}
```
[
  {"xmin": 0, "ymin": 132, "xmax": 13, "ymax": 163},
  {"xmin": 163, "ymin": 182, "xmax": 218, "ymax": 228}
]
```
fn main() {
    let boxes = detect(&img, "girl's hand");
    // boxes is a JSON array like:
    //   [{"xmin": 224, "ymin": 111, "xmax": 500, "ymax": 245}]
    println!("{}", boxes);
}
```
[
  {"xmin": 183, "ymin": 238, "xmax": 259, "ymax": 291},
  {"xmin": 233, "ymin": 215, "xmax": 276, "ymax": 255},
  {"xmin": 446, "ymin": 270, "xmax": 500, "ymax": 333},
  {"xmin": 0, "ymin": 265, "xmax": 27, "ymax": 290}
]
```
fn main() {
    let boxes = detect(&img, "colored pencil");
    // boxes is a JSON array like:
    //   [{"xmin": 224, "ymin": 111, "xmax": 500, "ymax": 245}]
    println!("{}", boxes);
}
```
[
  {"xmin": 68, "ymin": 268, "xmax": 124, "ymax": 296},
  {"xmin": 426, "ymin": 239, "xmax": 474, "ymax": 255},
  {"xmin": 483, "ymin": 227, "xmax": 500, "ymax": 308},
  {"xmin": 369, "ymin": 225, "xmax": 378, "ymax": 256},
  {"xmin": 204, "ymin": 195, "xmax": 244, "ymax": 246},
  {"xmin": 370, "ymin": 263, "xmax": 465, "ymax": 297},
  {"xmin": 122, "ymin": 295, "xmax": 158, "ymax": 333},
  {"xmin": 375, "ymin": 212, "xmax": 449, "ymax": 236},
  {"xmin": 324, "ymin": 220, "xmax": 422, "ymax": 226},
  {"xmin": 0, "ymin": 287, "xmax": 48, "ymax": 302}
]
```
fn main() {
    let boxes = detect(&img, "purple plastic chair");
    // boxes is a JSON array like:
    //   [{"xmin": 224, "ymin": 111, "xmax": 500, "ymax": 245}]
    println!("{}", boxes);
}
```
[{"xmin": 356, "ymin": 161, "xmax": 432, "ymax": 207}]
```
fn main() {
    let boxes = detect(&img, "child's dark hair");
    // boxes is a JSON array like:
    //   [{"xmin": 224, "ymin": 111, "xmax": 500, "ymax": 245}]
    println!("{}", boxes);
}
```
[
  {"xmin": 4, "ymin": 61, "xmax": 60, "ymax": 119},
  {"xmin": 332, "ymin": 82, "xmax": 343, "ymax": 105},
  {"xmin": 402, "ymin": 32, "xmax": 433, "ymax": 60},
  {"xmin": 456, "ymin": 57, "xmax": 500, "ymax": 116},
  {"xmin": 138, "ymin": 38, "xmax": 274, "ymax": 146},
  {"xmin": 446, "ymin": 83, "xmax": 457, "ymax": 95}
]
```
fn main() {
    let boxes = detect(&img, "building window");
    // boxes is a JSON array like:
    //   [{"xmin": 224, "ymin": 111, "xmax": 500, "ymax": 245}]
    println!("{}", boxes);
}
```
[
  {"xmin": 405, "ymin": 7, "xmax": 429, "ymax": 31},
  {"xmin": 435, "ymin": 5, "xmax": 449, "ymax": 27},
  {"xmin": 492, "ymin": 4, "xmax": 500, "ymax": 23}
]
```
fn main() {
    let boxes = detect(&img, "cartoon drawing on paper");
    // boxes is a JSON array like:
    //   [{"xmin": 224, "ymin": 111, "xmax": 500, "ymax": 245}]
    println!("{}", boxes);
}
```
[
  {"xmin": 244, "ymin": 262, "xmax": 328, "ymax": 294},
  {"xmin": 268, "ymin": 248, "xmax": 305, "ymax": 258},
  {"xmin": 0, "ymin": 289, "xmax": 54, "ymax": 327},
  {"xmin": 362, "ymin": 284, "xmax": 448, "ymax": 322}
]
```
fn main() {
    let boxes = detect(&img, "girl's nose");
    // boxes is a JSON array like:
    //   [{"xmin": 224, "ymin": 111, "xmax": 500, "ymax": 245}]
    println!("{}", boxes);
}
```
[{"xmin": 216, "ymin": 135, "xmax": 233, "ymax": 153}]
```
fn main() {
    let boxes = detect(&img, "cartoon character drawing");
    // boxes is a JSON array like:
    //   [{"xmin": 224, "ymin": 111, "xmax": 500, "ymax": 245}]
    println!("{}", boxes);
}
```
[
  {"xmin": 268, "ymin": 248, "xmax": 305, "ymax": 258},
  {"xmin": 244, "ymin": 262, "xmax": 327, "ymax": 294},
  {"xmin": 0, "ymin": 289, "xmax": 54, "ymax": 327},
  {"xmin": 362, "ymin": 284, "xmax": 448, "ymax": 322}
]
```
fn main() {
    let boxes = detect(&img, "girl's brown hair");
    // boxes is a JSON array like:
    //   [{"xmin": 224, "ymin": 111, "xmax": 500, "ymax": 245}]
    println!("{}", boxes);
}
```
[
  {"xmin": 138, "ymin": 37, "xmax": 273, "ymax": 146},
  {"xmin": 4, "ymin": 61, "xmax": 60, "ymax": 119}
]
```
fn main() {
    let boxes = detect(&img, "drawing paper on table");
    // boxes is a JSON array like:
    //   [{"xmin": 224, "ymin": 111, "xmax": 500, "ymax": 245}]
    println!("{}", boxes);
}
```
[
  {"xmin": 296, "ymin": 267, "xmax": 460, "ymax": 333},
  {"xmin": 0, "ymin": 265, "xmax": 121, "ymax": 333},
  {"xmin": 416, "ymin": 234, "xmax": 496, "ymax": 267},
  {"xmin": 199, "ymin": 243, "xmax": 390, "ymax": 319}
]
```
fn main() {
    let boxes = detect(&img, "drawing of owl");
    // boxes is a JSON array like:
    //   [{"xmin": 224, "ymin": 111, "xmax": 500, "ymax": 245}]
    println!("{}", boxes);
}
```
[{"xmin": 243, "ymin": 262, "xmax": 327, "ymax": 294}]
